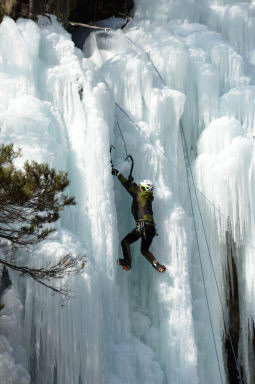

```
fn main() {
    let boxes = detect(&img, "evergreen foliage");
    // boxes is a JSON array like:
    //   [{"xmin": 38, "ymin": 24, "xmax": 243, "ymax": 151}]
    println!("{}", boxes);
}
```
[
  {"xmin": 0, "ymin": 144, "xmax": 75, "ymax": 246},
  {"xmin": 0, "ymin": 144, "xmax": 85, "ymax": 295}
]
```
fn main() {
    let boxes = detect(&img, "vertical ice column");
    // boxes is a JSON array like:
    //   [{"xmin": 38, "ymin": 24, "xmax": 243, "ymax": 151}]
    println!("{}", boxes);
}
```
[
  {"xmin": 0, "ymin": 15, "xmax": 154, "ymax": 384},
  {"xmin": 84, "ymin": 23, "xmax": 200, "ymax": 382}
]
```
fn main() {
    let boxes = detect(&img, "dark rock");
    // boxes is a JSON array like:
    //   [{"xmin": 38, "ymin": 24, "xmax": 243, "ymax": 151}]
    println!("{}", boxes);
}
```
[
  {"xmin": 0, "ymin": 266, "xmax": 11, "ymax": 299},
  {"xmin": 225, "ymin": 232, "xmax": 244, "ymax": 384},
  {"xmin": 0, "ymin": 0, "xmax": 134, "ymax": 24},
  {"xmin": 69, "ymin": 0, "xmax": 134, "ymax": 23}
]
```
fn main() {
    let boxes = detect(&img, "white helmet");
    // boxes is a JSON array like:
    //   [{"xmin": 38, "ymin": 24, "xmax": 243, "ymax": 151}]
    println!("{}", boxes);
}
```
[{"xmin": 140, "ymin": 179, "xmax": 154, "ymax": 192}]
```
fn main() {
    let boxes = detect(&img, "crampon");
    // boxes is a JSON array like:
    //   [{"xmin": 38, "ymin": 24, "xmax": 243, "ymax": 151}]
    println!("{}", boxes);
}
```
[{"xmin": 117, "ymin": 258, "xmax": 131, "ymax": 271}]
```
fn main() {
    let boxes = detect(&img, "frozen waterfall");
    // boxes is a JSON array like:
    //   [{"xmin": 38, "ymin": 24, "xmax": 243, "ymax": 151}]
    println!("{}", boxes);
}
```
[{"xmin": 1, "ymin": 0, "xmax": 255, "ymax": 383}]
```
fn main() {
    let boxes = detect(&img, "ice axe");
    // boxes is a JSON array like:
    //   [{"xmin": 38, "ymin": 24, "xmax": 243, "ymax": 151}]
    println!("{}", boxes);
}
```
[
  {"xmin": 109, "ymin": 145, "xmax": 115, "ymax": 169},
  {"xmin": 125, "ymin": 154, "xmax": 134, "ymax": 182}
]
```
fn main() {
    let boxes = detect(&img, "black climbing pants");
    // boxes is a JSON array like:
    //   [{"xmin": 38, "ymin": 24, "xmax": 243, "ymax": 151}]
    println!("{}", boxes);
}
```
[{"xmin": 121, "ymin": 224, "xmax": 156, "ymax": 266}]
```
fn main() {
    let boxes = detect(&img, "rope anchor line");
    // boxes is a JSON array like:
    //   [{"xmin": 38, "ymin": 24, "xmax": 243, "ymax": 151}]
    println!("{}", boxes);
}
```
[
  {"xmin": 118, "ymin": 34, "xmax": 244, "ymax": 383},
  {"xmin": 180, "ymin": 122, "xmax": 225, "ymax": 384},
  {"xmin": 180, "ymin": 120, "xmax": 244, "ymax": 384},
  {"xmin": 122, "ymin": 32, "xmax": 255, "ymax": 252},
  {"xmin": 111, "ymin": 33, "xmax": 245, "ymax": 383},
  {"xmin": 113, "ymin": 102, "xmax": 242, "ymax": 383}
]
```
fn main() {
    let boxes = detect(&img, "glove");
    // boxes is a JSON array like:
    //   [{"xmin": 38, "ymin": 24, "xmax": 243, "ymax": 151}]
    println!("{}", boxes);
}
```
[{"xmin": 112, "ymin": 168, "xmax": 119, "ymax": 176}]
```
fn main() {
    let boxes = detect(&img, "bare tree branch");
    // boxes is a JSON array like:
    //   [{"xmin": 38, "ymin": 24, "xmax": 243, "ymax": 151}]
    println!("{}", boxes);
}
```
[{"xmin": 0, "ymin": 253, "xmax": 86, "ymax": 297}]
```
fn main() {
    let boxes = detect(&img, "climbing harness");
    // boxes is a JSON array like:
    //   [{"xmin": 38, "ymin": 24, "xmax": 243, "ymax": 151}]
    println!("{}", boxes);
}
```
[
  {"xmin": 136, "ymin": 221, "xmax": 146, "ymax": 237},
  {"xmin": 135, "ymin": 219, "xmax": 157, "ymax": 238},
  {"xmin": 136, "ymin": 191, "xmax": 157, "ymax": 238}
]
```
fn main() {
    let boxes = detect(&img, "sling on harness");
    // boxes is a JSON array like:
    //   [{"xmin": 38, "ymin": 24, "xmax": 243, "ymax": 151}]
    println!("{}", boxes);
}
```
[
  {"xmin": 136, "ymin": 193, "xmax": 158, "ymax": 237},
  {"xmin": 136, "ymin": 195, "xmax": 148, "ymax": 238},
  {"xmin": 136, "ymin": 220, "xmax": 145, "ymax": 237}
]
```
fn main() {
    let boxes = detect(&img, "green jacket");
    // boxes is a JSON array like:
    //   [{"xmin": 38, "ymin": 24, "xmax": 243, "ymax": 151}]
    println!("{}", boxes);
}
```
[{"xmin": 118, "ymin": 173, "xmax": 154, "ymax": 224}]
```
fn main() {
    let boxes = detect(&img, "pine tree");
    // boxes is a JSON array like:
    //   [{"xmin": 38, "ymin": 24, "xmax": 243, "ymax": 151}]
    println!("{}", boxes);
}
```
[{"xmin": 0, "ymin": 144, "xmax": 85, "ymax": 295}]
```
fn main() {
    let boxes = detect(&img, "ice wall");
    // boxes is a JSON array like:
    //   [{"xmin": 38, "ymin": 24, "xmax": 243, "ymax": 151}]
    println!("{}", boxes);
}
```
[
  {"xmin": 0, "ymin": 13, "xmax": 196, "ymax": 384},
  {"xmin": 0, "ymin": 0, "xmax": 255, "ymax": 383}
]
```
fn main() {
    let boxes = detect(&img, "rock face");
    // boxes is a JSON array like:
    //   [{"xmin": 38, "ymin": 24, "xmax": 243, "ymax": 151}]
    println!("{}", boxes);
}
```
[
  {"xmin": 0, "ymin": 0, "xmax": 134, "ymax": 23},
  {"xmin": 69, "ymin": 0, "xmax": 134, "ymax": 23},
  {"xmin": 0, "ymin": 267, "xmax": 11, "ymax": 298}
]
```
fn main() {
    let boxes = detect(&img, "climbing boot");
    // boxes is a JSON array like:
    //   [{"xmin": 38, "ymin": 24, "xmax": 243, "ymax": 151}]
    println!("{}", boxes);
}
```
[
  {"xmin": 118, "ymin": 258, "xmax": 131, "ymax": 271},
  {"xmin": 152, "ymin": 261, "xmax": 166, "ymax": 272}
]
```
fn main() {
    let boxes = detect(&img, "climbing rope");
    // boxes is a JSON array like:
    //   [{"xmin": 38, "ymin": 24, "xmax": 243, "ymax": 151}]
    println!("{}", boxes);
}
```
[
  {"xmin": 124, "ymin": 32, "xmax": 255, "ymax": 253},
  {"xmin": 197, "ymin": 185, "xmax": 255, "ymax": 253},
  {"xmin": 117, "ymin": 92, "xmax": 255, "ymax": 255},
  {"xmin": 115, "ymin": 96, "xmax": 244, "ymax": 383},
  {"xmin": 115, "ymin": 96, "xmax": 241, "ymax": 382},
  {"xmin": 180, "ymin": 121, "xmax": 225, "ymax": 384},
  {"xmin": 115, "ymin": 102, "xmax": 169, "ymax": 161},
  {"xmin": 117, "ymin": 121, "xmax": 128, "ymax": 158},
  {"xmin": 120, "ymin": 34, "xmax": 244, "ymax": 382},
  {"xmin": 111, "ymin": 118, "xmax": 134, "ymax": 182},
  {"xmin": 180, "ymin": 120, "xmax": 244, "ymax": 384},
  {"xmin": 124, "ymin": 36, "xmax": 167, "ymax": 86},
  {"xmin": 116, "ymin": 102, "xmax": 144, "ymax": 133}
]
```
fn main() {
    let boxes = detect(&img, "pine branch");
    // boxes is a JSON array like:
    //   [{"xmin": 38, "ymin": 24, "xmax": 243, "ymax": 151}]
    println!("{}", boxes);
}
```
[
  {"xmin": 0, "ymin": 144, "xmax": 84, "ymax": 296},
  {"xmin": 0, "ymin": 254, "xmax": 86, "ymax": 297}
]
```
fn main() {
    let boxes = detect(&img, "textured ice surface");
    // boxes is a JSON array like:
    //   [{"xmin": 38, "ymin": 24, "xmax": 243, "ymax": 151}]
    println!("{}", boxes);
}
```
[
  {"xmin": 0, "ymin": 286, "xmax": 30, "ymax": 384},
  {"xmin": 1, "ymin": 0, "xmax": 255, "ymax": 383}
]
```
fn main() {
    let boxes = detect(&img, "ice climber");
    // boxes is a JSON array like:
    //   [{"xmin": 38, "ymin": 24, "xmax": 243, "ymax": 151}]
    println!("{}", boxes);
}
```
[{"xmin": 112, "ymin": 167, "xmax": 166, "ymax": 272}]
